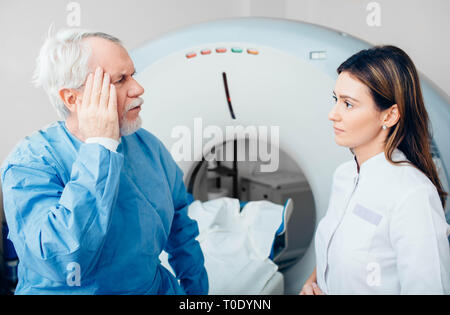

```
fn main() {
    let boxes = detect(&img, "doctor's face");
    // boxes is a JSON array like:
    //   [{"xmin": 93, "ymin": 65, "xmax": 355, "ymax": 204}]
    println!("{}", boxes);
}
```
[
  {"xmin": 85, "ymin": 37, "xmax": 145, "ymax": 135},
  {"xmin": 328, "ymin": 72, "xmax": 385, "ymax": 150}
]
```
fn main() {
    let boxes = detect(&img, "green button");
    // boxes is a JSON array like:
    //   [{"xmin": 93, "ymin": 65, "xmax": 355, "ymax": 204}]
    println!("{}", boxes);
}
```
[{"xmin": 231, "ymin": 47, "xmax": 243, "ymax": 53}]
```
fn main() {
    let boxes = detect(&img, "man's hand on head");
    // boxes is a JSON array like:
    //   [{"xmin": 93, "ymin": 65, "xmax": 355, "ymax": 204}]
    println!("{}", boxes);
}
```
[{"xmin": 77, "ymin": 67, "xmax": 120, "ymax": 141}]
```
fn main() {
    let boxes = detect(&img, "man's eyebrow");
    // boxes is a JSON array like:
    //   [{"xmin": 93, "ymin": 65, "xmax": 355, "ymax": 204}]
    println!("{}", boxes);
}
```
[
  {"xmin": 112, "ymin": 69, "xmax": 136, "ymax": 80},
  {"xmin": 333, "ymin": 90, "xmax": 360, "ymax": 103}
]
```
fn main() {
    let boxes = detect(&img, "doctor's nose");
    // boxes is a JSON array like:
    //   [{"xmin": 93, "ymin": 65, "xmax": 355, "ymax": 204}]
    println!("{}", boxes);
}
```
[{"xmin": 328, "ymin": 103, "xmax": 340, "ymax": 122}]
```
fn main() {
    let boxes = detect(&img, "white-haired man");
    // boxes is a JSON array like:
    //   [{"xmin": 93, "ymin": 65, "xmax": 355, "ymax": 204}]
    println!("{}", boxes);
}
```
[{"xmin": 1, "ymin": 29, "xmax": 208, "ymax": 294}]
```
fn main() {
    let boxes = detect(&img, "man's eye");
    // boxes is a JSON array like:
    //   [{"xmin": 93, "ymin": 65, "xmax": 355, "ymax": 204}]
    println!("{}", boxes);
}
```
[
  {"xmin": 345, "ymin": 101, "xmax": 353, "ymax": 109},
  {"xmin": 332, "ymin": 95, "xmax": 337, "ymax": 103},
  {"xmin": 116, "ymin": 76, "xmax": 125, "ymax": 84}
]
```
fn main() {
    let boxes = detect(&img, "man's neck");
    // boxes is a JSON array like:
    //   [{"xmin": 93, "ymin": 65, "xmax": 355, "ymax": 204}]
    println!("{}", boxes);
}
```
[{"xmin": 65, "ymin": 116, "xmax": 85, "ymax": 142}]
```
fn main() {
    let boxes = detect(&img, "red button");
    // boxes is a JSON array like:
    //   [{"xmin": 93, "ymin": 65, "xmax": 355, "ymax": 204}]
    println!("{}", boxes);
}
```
[
  {"xmin": 216, "ymin": 48, "xmax": 227, "ymax": 53},
  {"xmin": 201, "ymin": 49, "xmax": 211, "ymax": 55}
]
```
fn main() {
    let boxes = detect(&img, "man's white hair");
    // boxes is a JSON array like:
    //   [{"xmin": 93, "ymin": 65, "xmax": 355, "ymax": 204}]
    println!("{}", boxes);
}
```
[{"xmin": 33, "ymin": 27, "xmax": 122, "ymax": 118}]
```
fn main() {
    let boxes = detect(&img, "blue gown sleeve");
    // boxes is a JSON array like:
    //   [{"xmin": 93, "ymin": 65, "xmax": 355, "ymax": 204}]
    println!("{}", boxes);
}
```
[
  {"xmin": 159, "ymin": 143, "xmax": 209, "ymax": 295},
  {"xmin": 1, "ymin": 143, "xmax": 124, "ymax": 283}
]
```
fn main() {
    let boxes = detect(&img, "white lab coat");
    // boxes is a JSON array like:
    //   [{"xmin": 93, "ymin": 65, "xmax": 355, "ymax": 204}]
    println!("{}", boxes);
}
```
[{"xmin": 315, "ymin": 149, "xmax": 450, "ymax": 294}]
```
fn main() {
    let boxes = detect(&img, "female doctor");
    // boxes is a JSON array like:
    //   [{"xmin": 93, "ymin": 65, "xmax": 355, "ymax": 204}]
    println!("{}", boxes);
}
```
[{"xmin": 300, "ymin": 45, "xmax": 450, "ymax": 295}]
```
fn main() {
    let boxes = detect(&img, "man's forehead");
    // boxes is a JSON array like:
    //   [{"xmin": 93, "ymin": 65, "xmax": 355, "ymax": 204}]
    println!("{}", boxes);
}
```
[{"xmin": 85, "ymin": 37, "xmax": 134, "ymax": 75}]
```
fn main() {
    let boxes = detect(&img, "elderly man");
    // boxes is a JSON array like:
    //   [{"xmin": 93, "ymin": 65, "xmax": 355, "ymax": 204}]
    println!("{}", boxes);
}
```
[{"xmin": 0, "ymin": 29, "xmax": 208, "ymax": 294}]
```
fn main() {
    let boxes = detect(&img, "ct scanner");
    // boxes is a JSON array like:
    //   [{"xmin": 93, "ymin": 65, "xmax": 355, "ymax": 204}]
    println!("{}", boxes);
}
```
[{"xmin": 132, "ymin": 18, "xmax": 450, "ymax": 294}]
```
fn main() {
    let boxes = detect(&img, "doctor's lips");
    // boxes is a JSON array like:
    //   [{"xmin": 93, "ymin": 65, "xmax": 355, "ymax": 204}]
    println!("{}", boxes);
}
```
[{"xmin": 333, "ymin": 126, "xmax": 345, "ymax": 133}]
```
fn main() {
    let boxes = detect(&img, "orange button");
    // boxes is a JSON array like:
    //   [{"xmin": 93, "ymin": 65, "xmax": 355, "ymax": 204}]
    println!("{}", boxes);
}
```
[
  {"xmin": 247, "ymin": 49, "xmax": 259, "ymax": 55},
  {"xmin": 216, "ymin": 48, "xmax": 227, "ymax": 53},
  {"xmin": 186, "ymin": 52, "xmax": 197, "ymax": 59}
]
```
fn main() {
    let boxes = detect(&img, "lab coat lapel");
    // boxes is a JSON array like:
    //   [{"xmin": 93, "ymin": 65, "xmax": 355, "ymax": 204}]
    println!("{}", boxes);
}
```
[{"xmin": 319, "ymin": 159, "xmax": 359, "ymax": 290}]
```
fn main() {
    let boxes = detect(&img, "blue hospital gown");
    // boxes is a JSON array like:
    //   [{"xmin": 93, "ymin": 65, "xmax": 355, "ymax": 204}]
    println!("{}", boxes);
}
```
[{"xmin": 1, "ymin": 121, "xmax": 208, "ymax": 294}]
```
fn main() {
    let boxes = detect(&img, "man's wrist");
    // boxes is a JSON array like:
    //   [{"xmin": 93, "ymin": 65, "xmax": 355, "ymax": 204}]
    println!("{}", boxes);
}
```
[{"xmin": 85, "ymin": 137, "xmax": 120, "ymax": 152}]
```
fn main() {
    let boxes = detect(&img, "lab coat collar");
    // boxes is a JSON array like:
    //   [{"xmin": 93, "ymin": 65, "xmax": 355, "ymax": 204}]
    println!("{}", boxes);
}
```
[{"xmin": 353, "ymin": 148, "xmax": 407, "ymax": 175}]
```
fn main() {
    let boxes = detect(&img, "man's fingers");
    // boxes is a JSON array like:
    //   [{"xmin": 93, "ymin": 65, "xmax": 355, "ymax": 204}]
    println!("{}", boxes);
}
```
[
  {"xmin": 90, "ymin": 67, "xmax": 103, "ymax": 106},
  {"xmin": 99, "ymin": 73, "xmax": 110, "ymax": 109},
  {"xmin": 108, "ymin": 84, "xmax": 117, "ymax": 112},
  {"xmin": 81, "ymin": 73, "xmax": 93, "ymax": 107}
]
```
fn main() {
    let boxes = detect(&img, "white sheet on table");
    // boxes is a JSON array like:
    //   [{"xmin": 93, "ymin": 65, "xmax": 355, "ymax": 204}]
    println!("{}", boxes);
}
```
[{"xmin": 160, "ymin": 197, "xmax": 284, "ymax": 294}]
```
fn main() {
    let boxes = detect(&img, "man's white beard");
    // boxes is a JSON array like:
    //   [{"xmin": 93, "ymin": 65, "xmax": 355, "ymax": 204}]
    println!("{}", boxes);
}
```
[
  {"xmin": 120, "ymin": 98, "xmax": 143, "ymax": 136},
  {"xmin": 120, "ymin": 115, "xmax": 142, "ymax": 136}
]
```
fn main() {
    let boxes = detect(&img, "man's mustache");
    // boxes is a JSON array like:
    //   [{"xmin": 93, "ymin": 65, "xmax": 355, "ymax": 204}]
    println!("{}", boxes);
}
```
[{"xmin": 125, "ymin": 97, "xmax": 144, "ymax": 112}]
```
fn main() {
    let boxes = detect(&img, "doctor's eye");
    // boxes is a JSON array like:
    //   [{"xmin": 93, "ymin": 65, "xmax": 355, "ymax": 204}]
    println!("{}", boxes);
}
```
[
  {"xmin": 332, "ymin": 95, "xmax": 338, "ymax": 103},
  {"xmin": 345, "ymin": 101, "xmax": 353, "ymax": 109}
]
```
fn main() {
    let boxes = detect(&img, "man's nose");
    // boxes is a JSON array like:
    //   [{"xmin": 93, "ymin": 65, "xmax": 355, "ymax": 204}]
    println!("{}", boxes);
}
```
[{"xmin": 129, "ymin": 78, "xmax": 145, "ymax": 98}]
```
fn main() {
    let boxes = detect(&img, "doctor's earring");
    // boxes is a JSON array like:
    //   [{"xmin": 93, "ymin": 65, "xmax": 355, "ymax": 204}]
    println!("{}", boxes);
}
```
[{"xmin": 382, "ymin": 124, "xmax": 388, "ymax": 130}]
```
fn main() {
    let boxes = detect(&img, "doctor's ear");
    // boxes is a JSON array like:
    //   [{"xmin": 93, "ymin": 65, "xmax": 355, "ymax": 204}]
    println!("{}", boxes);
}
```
[
  {"xmin": 382, "ymin": 104, "xmax": 400, "ymax": 129},
  {"xmin": 58, "ymin": 88, "xmax": 81, "ymax": 113}
]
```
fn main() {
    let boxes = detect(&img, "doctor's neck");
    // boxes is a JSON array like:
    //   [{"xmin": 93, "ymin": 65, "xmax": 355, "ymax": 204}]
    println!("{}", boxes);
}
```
[{"xmin": 352, "ymin": 142, "xmax": 386, "ymax": 173}]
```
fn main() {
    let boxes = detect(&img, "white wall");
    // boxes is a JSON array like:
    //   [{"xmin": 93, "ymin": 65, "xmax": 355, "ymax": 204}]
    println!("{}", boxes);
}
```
[
  {"xmin": 284, "ymin": 0, "xmax": 450, "ymax": 97},
  {"xmin": 0, "ymin": 0, "xmax": 449, "ymax": 162}
]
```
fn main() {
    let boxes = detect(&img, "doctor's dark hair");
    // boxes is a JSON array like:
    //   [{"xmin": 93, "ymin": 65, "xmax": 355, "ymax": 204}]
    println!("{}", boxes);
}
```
[{"xmin": 337, "ymin": 45, "xmax": 447, "ymax": 209}]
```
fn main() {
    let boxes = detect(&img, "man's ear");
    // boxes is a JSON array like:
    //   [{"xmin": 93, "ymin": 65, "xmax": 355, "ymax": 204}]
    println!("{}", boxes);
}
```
[
  {"xmin": 58, "ymin": 88, "xmax": 80, "ymax": 113},
  {"xmin": 383, "ymin": 104, "xmax": 400, "ymax": 128}
]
